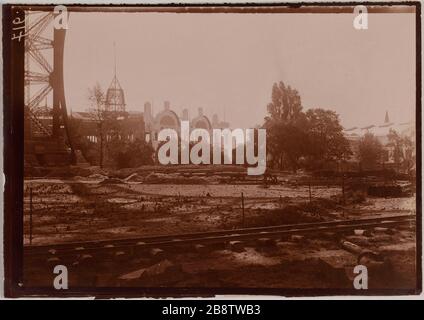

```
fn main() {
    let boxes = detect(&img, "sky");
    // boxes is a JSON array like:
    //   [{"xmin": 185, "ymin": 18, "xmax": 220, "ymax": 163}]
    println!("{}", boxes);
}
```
[{"xmin": 62, "ymin": 11, "xmax": 416, "ymax": 129}]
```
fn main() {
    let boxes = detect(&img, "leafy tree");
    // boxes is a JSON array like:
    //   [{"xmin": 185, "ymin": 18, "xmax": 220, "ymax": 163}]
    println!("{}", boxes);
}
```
[
  {"xmin": 266, "ymin": 116, "xmax": 309, "ymax": 171},
  {"xmin": 264, "ymin": 81, "xmax": 307, "ymax": 171},
  {"xmin": 305, "ymin": 108, "xmax": 352, "ymax": 164},
  {"xmin": 67, "ymin": 117, "xmax": 98, "ymax": 165},
  {"xmin": 87, "ymin": 83, "xmax": 126, "ymax": 168},
  {"xmin": 264, "ymin": 81, "xmax": 350, "ymax": 172},
  {"xmin": 357, "ymin": 132, "xmax": 383, "ymax": 169},
  {"xmin": 387, "ymin": 129, "xmax": 415, "ymax": 173},
  {"xmin": 402, "ymin": 136, "xmax": 415, "ymax": 174},
  {"xmin": 265, "ymin": 81, "xmax": 303, "ymax": 123},
  {"xmin": 110, "ymin": 138, "xmax": 154, "ymax": 168},
  {"xmin": 87, "ymin": 83, "xmax": 109, "ymax": 168}
]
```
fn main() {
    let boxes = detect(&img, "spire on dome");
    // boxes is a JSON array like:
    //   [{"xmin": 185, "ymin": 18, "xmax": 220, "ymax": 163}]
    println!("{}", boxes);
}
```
[
  {"xmin": 384, "ymin": 110, "xmax": 390, "ymax": 124},
  {"xmin": 105, "ymin": 42, "xmax": 126, "ymax": 113}
]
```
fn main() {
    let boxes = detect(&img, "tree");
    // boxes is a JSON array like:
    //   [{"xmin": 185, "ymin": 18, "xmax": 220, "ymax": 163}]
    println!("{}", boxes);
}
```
[
  {"xmin": 265, "ymin": 81, "xmax": 303, "ymax": 123},
  {"xmin": 357, "ymin": 132, "xmax": 383, "ymax": 169},
  {"xmin": 263, "ymin": 81, "xmax": 351, "ymax": 172},
  {"xmin": 266, "ymin": 116, "xmax": 309, "ymax": 171},
  {"xmin": 111, "ymin": 138, "xmax": 154, "ymax": 168},
  {"xmin": 87, "ymin": 83, "xmax": 115, "ymax": 168},
  {"xmin": 401, "ymin": 136, "xmax": 415, "ymax": 174},
  {"xmin": 305, "ymin": 108, "xmax": 352, "ymax": 165},
  {"xmin": 86, "ymin": 83, "xmax": 156, "ymax": 168},
  {"xmin": 67, "ymin": 117, "xmax": 98, "ymax": 165},
  {"xmin": 387, "ymin": 129, "xmax": 415, "ymax": 174},
  {"xmin": 264, "ymin": 81, "xmax": 307, "ymax": 171}
]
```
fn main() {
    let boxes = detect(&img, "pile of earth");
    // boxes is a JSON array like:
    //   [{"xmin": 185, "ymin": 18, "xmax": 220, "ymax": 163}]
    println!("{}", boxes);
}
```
[
  {"xmin": 245, "ymin": 198, "xmax": 339, "ymax": 227},
  {"xmin": 143, "ymin": 172, "xmax": 207, "ymax": 184}
]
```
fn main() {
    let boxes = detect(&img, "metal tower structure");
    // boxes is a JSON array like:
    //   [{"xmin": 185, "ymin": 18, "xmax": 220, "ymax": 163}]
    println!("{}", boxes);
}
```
[{"xmin": 24, "ymin": 10, "xmax": 76, "ymax": 164}]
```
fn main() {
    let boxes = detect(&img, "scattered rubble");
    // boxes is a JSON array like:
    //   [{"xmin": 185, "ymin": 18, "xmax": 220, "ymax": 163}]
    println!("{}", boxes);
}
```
[
  {"xmin": 87, "ymin": 173, "xmax": 108, "ymax": 180},
  {"xmin": 99, "ymin": 178, "xmax": 124, "ymax": 185},
  {"xmin": 123, "ymin": 173, "xmax": 143, "ymax": 182},
  {"xmin": 368, "ymin": 183, "xmax": 408, "ymax": 197},
  {"xmin": 119, "ymin": 259, "xmax": 181, "ymax": 281}
]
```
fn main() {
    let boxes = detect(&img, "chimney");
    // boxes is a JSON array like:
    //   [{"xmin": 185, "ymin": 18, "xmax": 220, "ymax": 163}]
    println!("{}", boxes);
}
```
[
  {"xmin": 164, "ymin": 101, "xmax": 170, "ymax": 111},
  {"xmin": 182, "ymin": 108, "xmax": 189, "ymax": 121},
  {"xmin": 198, "ymin": 107, "xmax": 203, "ymax": 116},
  {"xmin": 212, "ymin": 114, "xmax": 219, "ymax": 126},
  {"xmin": 144, "ymin": 102, "xmax": 152, "ymax": 122}
]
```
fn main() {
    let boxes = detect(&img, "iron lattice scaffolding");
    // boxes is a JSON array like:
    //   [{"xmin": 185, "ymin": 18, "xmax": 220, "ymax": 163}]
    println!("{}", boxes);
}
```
[{"xmin": 24, "ymin": 10, "xmax": 76, "ymax": 163}]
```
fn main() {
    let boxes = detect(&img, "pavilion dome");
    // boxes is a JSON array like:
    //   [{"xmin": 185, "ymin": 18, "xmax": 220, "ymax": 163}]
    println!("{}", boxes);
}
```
[{"xmin": 105, "ymin": 75, "xmax": 126, "ymax": 113}]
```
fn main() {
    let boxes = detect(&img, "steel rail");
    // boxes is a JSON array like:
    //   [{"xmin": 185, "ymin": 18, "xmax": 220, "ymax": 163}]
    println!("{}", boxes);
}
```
[{"xmin": 24, "ymin": 214, "xmax": 415, "ymax": 256}]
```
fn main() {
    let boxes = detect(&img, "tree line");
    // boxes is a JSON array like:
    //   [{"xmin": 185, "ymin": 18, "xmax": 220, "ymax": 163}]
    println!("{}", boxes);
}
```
[{"xmin": 264, "ymin": 81, "xmax": 414, "ymax": 174}]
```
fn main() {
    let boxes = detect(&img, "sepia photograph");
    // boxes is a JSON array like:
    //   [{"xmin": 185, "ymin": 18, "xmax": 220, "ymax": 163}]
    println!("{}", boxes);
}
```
[{"xmin": 2, "ymin": 2, "xmax": 421, "ymax": 298}]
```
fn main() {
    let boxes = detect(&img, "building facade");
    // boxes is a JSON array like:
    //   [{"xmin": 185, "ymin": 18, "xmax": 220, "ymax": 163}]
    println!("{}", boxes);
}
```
[
  {"xmin": 143, "ymin": 101, "xmax": 230, "ymax": 151},
  {"xmin": 343, "ymin": 111, "xmax": 415, "ymax": 169}
]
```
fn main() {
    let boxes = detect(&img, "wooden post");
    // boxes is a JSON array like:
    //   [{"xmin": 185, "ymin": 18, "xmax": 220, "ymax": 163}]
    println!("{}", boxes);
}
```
[
  {"xmin": 342, "ymin": 174, "xmax": 346, "ymax": 205},
  {"xmin": 99, "ymin": 122, "xmax": 104, "ymax": 168},
  {"xmin": 308, "ymin": 180, "xmax": 312, "ymax": 203},
  {"xmin": 241, "ymin": 192, "xmax": 245, "ymax": 227},
  {"xmin": 29, "ymin": 187, "xmax": 33, "ymax": 245}
]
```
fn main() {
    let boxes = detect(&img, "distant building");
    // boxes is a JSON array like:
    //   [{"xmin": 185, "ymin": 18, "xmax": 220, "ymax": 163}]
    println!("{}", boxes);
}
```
[
  {"xmin": 71, "ymin": 70, "xmax": 144, "ymax": 144},
  {"xmin": 143, "ymin": 101, "xmax": 230, "ymax": 150},
  {"xmin": 72, "ymin": 99, "xmax": 230, "ymax": 153},
  {"xmin": 71, "ymin": 110, "xmax": 145, "ymax": 144},
  {"xmin": 211, "ymin": 113, "xmax": 230, "ymax": 130},
  {"xmin": 343, "ymin": 111, "xmax": 415, "ymax": 166},
  {"xmin": 71, "ymin": 52, "xmax": 230, "ymax": 152}
]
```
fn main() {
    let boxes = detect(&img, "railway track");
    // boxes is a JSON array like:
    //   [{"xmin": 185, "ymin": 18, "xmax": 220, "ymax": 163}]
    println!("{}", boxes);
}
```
[{"xmin": 24, "ymin": 214, "xmax": 415, "ymax": 257}]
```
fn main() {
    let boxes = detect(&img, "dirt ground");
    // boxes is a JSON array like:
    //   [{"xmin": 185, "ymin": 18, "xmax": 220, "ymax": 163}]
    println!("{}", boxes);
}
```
[
  {"xmin": 23, "ymin": 178, "xmax": 414, "ymax": 245},
  {"xmin": 22, "ymin": 166, "xmax": 418, "ymax": 291}
]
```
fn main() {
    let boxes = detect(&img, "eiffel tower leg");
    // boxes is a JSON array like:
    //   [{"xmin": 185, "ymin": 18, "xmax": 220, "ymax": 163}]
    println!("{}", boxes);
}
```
[{"xmin": 53, "ymin": 25, "xmax": 76, "ymax": 164}]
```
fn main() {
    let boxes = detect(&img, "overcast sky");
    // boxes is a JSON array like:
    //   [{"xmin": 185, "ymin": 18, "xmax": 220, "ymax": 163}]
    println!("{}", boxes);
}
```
[{"xmin": 63, "ymin": 11, "xmax": 416, "ymax": 129}]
